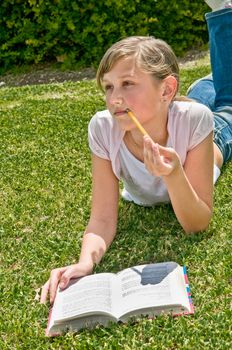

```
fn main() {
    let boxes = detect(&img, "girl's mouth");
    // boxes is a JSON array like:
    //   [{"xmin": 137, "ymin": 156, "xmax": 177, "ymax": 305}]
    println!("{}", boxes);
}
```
[{"xmin": 114, "ymin": 109, "xmax": 127, "ymax": 117}]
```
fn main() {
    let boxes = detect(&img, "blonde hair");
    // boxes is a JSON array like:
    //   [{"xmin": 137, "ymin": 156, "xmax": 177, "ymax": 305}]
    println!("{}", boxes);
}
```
[{"xmin": 97, "ymin": 36, "xmax": 180, "ymax": 97}]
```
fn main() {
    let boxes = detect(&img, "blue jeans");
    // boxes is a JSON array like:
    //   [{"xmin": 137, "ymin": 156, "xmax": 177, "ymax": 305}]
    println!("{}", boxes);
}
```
[{"xmin": 187, "ymin": 9, "xmax": 232, "ymax": 164}]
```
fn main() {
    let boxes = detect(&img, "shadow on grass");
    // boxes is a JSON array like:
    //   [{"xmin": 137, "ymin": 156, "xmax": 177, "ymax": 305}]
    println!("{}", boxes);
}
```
[{"xmin": 95, "ymin": 200, "xmax": 211, "ymax": 275}]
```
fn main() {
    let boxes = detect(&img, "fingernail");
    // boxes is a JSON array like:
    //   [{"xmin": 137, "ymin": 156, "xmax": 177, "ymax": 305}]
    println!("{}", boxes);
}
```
[
  {"xmin": 153, "ymin": 143, "xmax": 158, "ymax": 151},
  {"xmin": 59, "ymin": 281, "xmax": 65, "ymax": 289}
]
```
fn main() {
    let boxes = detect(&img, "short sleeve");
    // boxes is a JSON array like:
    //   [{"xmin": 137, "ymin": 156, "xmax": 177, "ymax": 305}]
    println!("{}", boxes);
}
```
[
  {"xmin": 88, "ymin": 112, "xmax": 111, "ymax": 160},
  {"xmin": 168, "ymin": 101, "xmax": 214, "ymax": 165},
  {"xmin": 88, "ymin": 110, "xmax": 124, "ymax": 179},
  {"xmin": 188, "ymin": 102, "xmax": 214, "ymax": 150}
]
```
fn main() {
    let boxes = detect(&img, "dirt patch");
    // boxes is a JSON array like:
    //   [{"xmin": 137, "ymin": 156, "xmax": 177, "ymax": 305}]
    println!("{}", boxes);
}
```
[
  {"xmin": 177, "ymin": 49, "xmax": 209, "ymax": 68},
  {"xmin": 0, "ymin": 50, "xmax": 209, "ymax": 88},
  {"xmin": 0, "ymin": 66, "xmax": 96, "ymax": 88}
]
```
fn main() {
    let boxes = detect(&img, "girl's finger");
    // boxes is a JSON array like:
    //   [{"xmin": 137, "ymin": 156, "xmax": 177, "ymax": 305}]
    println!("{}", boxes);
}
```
[
  {"xmin": 49, "ymin": 267, "xmax": 67, "ymax": 304},
  {"xmin": 152, "ymin": 143, "xmax": 163, "ymax": 166},
  {"xmin": 156, "ymin": 144, "xmax": 175, "ymax": 157},
  {"xmin": 144, "ymin": 137, "xmax": 154, "ymax": 162},
  {"xmin": 40, "ymin": 279, "xmax": 50, "ymax": 304},
  {"xmin": 59, "ymin": 266, "xmax": 78, "ymax": 289}
]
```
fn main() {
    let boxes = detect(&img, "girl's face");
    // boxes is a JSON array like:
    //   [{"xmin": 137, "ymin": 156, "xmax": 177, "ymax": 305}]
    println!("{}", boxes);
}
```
[{"xmin": 102, "ymin": 57, "xmax": 167, "ymax": 131}]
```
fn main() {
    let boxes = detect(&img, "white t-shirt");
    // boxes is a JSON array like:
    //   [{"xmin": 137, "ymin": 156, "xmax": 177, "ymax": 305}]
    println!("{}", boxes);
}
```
[{"xmin": 88, "ymin": 101, "xmax": 214, "ymax": 206}]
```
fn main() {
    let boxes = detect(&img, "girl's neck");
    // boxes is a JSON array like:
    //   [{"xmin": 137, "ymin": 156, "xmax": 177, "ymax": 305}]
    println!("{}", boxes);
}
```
[
  {"xmin": 124, "ymin": 121, "xmax": 169, "ymax": 162},
  {"xmin": 129, "ymin": 112, "xmax": 169, "ymax": 146},
  {"xmin": 129, "ymin": 127, "xmax": 168, "ymax": 146}
]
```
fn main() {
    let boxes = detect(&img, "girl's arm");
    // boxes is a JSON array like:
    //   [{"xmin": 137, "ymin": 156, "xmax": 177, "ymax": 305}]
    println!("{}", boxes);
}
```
[
  {"xmin": 79, "ymin": 154, "xmax": 119, "ymax": 266},
  {"xmin": 40, "ymin": 154, "xmax": 119, "ymax": 304},
  {"xmin": 144, "ymin": 132, "xmax": 214, "ymax": 233}
]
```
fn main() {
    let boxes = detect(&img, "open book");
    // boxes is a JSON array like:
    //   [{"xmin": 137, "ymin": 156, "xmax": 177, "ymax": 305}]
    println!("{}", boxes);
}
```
[{"xmin": 46, "ymin": 261, "xmax": 194, "ymax": 336}]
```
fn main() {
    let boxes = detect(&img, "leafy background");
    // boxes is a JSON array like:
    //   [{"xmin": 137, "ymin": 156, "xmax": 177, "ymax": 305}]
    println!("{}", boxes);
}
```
[{"xmin": 0, "ymin": 0, "xmax": 209, "ymax": 72}]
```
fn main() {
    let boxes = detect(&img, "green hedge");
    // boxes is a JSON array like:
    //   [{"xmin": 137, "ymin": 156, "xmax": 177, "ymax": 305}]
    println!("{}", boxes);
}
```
[{"xmin": 0, "ymin": 0, "xmax": 209, "ymax": 72}]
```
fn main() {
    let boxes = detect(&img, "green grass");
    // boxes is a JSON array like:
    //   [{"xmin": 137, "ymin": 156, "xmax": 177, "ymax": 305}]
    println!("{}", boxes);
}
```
[{"xmin": 0, "ymin": 63, "xmax": 231, "ymax": 350}]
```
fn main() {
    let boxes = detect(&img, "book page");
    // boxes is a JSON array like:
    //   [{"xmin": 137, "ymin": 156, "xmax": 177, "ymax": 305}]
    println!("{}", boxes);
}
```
[
  {"xmin": 114, "ymin": 262, "xmax": 188, "ymax": 318},
  {"xmin": 51, "ymin": 273, "xmax": 117, "ymax": 323}
]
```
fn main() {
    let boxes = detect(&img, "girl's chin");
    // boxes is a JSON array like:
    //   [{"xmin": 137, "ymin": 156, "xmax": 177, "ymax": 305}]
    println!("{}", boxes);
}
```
[
  {"xmin": 115, "ymin": 119, "xmax": 133, "ymax": 131},
  {"xmin": 112, "ymin": 113, "xmax": 138, "ymax": 131}
]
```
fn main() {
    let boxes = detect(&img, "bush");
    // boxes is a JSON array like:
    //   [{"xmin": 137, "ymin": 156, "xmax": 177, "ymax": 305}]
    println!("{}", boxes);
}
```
[{"xmin": 0, "ymin": 0, "xmax": 209, "ymax": 72}]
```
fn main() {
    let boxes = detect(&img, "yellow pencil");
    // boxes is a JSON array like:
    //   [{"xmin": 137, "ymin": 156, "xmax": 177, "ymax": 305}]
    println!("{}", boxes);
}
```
[{"xmin": 126, "ymin": 108, "xmax": 150, "ymax": 137}]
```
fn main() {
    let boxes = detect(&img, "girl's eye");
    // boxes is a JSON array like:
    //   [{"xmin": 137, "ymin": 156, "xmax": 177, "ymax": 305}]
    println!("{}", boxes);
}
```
[
  {"xmin": 122, "ymin": 81, "xmax": 134, "ymax": 87},
  {"xmin": 104, "ymin": 85, "xmax": 113, "ymax": 91}
]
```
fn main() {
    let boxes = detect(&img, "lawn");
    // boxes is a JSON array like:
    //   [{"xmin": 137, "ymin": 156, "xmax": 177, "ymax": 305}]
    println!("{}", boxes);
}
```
[{"xmin": 0, "ymin": 62, "xmax": 231, "ymax": 350}]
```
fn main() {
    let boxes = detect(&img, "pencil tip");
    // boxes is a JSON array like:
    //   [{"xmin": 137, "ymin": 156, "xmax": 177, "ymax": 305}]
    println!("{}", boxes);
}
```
[{"xmin": 125, "ymin": 108, "xmax": 130, "ymax": 113}]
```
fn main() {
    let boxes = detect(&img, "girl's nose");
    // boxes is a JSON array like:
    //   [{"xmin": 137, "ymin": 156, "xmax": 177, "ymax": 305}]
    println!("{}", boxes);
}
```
[
  {"xmin": 113, "ymin": 97, "xmax": 123, "ymax": 106},
  {"xmin": 109, "ymin": 89, "xmax": 123, "ymax": 106}
]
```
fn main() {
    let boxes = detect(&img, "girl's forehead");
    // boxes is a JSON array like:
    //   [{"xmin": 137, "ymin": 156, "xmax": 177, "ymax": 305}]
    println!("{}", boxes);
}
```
[{"xmin": 103, "ymin": 57, "xmax": 139, "ymax": 80}]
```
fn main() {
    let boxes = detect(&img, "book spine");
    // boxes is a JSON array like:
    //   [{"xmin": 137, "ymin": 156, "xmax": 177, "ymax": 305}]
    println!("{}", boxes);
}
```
[
  {"xmin": 183, "ymin": 266, "xmax": 194, "ymax": 314},
  {"xmin": 46, "ymin": 306, "xmax": 60, "ymax": 337}
]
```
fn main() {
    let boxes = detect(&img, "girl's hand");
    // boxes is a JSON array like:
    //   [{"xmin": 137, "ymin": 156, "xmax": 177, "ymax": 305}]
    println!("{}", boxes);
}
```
[
  {"xmin": 40, "ymin": 261, "xmax": 93, "ymax": 305},
  {"xmin": 143, "ymin": 136, "xmax": 181, "ymax": 177}
]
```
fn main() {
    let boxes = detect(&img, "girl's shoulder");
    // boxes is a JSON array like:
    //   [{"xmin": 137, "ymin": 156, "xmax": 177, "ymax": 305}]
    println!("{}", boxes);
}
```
[
  {"xmin": 169, "ymin": 100, "xmax": 214, "ymax": 126},
  {"xmin": 89, "ymin": 109, "xmax": 113, "ymax": 126},
  {"xmin": 170, "ymin": 99, "xmax": 213, "ymax": 115},
  {"xmin": 168, "ymin": 100, "xmax": 214, "ymax": 153},
  {"xmin": 89, "ymin": 109, "xmax": 123, "ymax": 133},
  {"xmin": 88, "ymin": 109, "xmax": 124, "ymax": 161}
]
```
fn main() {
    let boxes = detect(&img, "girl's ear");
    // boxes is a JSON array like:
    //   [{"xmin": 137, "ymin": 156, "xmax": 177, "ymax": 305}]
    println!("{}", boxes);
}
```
[{"xmin": 162, "ymin": 75, "xmax": 178, "ymax": 101}]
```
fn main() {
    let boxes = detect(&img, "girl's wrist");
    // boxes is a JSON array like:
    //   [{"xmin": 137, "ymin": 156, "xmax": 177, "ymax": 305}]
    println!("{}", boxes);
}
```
[
  {"xmin": 162, "ymin": 162, "xmax": 183, "ymax": 182},
  {"xmin": 78, "ymin": 259, "xmax": 95, "ymax": 274}
]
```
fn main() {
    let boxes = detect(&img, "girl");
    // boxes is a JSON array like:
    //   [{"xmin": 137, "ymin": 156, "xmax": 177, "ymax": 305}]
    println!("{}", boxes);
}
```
[{"xmin": 40, "ymin": 2, "xmax": 232, "ymax": 304}]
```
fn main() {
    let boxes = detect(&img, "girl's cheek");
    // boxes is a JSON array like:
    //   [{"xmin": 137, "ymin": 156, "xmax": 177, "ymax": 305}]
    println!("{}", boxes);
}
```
[
  {"xmin": 105, "ymin": 98, "xmax": 111, "ymax": 109},
  {"xmin": 105, "ymin": 99, "xmax": 113, "ymax": 112},
  {"xmin": 105, "ymin": 95, "xmax": 110, "ymax": 106}
]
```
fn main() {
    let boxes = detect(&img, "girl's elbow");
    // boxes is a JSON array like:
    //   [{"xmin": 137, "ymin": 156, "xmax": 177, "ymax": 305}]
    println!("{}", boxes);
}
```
[
  {"xmin": 182, "ymin": 214, "xmax": 213, "ymax": 234},
  {"xmin": 184, "ymin": 224, "xmax": 209, "ymax": 234}
]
